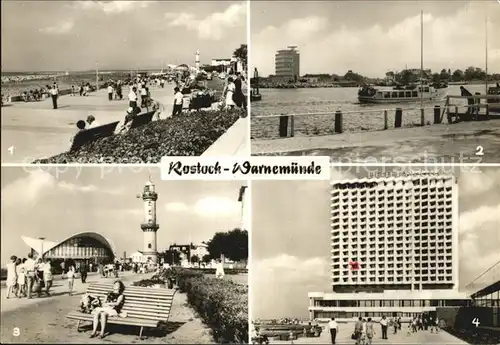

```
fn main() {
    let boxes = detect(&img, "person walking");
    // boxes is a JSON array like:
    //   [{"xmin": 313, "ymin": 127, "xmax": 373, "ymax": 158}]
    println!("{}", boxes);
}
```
[
  {"xmin": 172, "ymin": 87, "xmax": 183, "ymax": 117},
  {"xmin": 24, "ymin": 253, "xmax": 37, "ymax": 299},
  {"xmin": 67, "ymin": 265, "xmax": 75, "ymax": 296},
  {"xmin": 354, "ymin": 317, "xmax": 363, "ymax": 345},
  {"xmin": 328, "ymin": 317, "xmax": 339, "ymax": 344},
  {"xmin": 366, "ymin": 318, "xmax": 375, "ymax": 345},
  {"xmin": 80, "ymin": 261, "xmax": 88, "ymax": 283},
  {"xmin": 5, "ymin": 256, "xmax": 18, "ymax": 299},
  {"xmin": 128, "ymin": 86, "xmax": 138, "ymax": 110},
  {"xmin": 380, "ymin": 316, "xmax": 388, "ymax": 340},
  {"xmin": 107, "ymin": 84, "xmax": 113, "ymax": 101},
  {"xmin": 50, "ymin": 84, "xmax": 59, "ymax": 109},
  {"xmin": 16, "ymin": 258, "xmax": 26, "ymax": 298},
  {"xmin": 43, "ymin": 258, "xmax": 53, "ymax": 295}
]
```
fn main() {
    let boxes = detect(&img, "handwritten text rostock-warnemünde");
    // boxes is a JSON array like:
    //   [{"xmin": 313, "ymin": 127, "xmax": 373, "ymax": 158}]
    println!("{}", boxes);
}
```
[{"xmin": 167, "ymin": 161, "xmax": 322, "ymax": 176}]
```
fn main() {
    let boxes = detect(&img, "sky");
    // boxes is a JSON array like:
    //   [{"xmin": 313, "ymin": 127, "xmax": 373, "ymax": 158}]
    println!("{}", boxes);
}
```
[
  {"xmin": 1, "ymin": 167, "xmax": 243, "ymax": 265},
  {"xmin": 251, "ymin": 0, "xmax": 500, "ymax": 77},
  {"xmin": 251, "ymin": 166, "xmax": 500, "ymax": 320},
  {"xmin": 1, "ymin": 1, "xmax": 246, "ymax": 72}
]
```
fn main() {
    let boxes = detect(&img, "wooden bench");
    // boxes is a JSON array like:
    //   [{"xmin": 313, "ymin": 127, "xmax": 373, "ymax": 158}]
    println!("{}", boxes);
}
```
[
  {"xmin": 129, "ymin": 111, "xmax": 155, "ymax": 130},
  {"xmin": 66, "ymin": 282, "xmax": 176, "ymax": 339},
  {"xmin": 69, "ymin": 121, "xmax": 120, "ymax": 151}
]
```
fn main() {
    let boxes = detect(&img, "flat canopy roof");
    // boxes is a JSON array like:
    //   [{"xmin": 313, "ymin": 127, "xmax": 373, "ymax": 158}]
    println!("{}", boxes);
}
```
[{"xmin": 471, "ymin": 280, "xmax": 500, "ymax": 299}]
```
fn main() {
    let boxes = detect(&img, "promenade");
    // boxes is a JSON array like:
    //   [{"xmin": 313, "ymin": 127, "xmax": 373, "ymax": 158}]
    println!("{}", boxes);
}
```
[
  {"xmin": 269, "ymin": 323, "xmax": 467, "ymax": 345},
  {"xmin": 0, "ymin": 271, "xmax": 214, "ymax": 344},
  {"xmin": 1, "ymin": 85, "xmax": 175, "ymax": 163},
  {"xmin": 252, "ymin": 120, "xmax": 500, "ymax": 163}
]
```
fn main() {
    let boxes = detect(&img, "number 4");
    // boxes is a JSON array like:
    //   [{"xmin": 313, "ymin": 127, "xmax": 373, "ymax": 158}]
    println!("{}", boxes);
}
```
[{"xmin": 472, "ymin": 318, "xmax": 480, "ymax": 327}]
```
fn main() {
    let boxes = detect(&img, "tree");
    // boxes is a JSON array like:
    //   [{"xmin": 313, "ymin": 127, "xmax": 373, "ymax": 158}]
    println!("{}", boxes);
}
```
[
  {"xmin": 190, "ymin": 256, "xmax": 199, "ymax": 265},
  {"xmin": 452, "ymin": 69, "xmax": 464, "ymax": 82},
  {"xmin": 207, "ymin": 228, "xmax": 248, "ymax": 262},
  {"xmin": 439, "ymin": 69, "xmax": 450, "ymax": 81},
  {"xmin": 161, "ymin": 250, "xmax": 181, "ymax": 266},
  {"xmin": 233, "ymin": 44, "xmax": 247, "ymax": 67},
  {"xmin": 202, "ymin": 254, "xmax": 211, "ymax": 264}
]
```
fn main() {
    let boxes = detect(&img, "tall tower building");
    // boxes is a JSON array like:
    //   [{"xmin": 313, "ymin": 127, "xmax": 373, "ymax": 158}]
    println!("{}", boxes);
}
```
[
  {"xmin": 308, "ymin": 174, "xmax": 470, "ymax": 321},
  {"xmin": 275, "ymin": 46, "xmax": 300, "ymax": 81},
  {"xmin": 140, "ymin": 179, "xmax": 159, "ymax": 263},
  {"xmin": 195, "ymin": 50, "xmax": 200, "ymax": 73}
]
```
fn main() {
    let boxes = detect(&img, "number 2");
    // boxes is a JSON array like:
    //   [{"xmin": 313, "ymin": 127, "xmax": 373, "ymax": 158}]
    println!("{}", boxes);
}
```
[
  {"xmin": 13, "ymin": 327, "xmax": 20, "ymax": 336},
  {"xmin": 472, "ymin": 318, "xmax": 480, "ymax": 327},
  {"xmin": 476, "ymin": 146, "xmax": 484, "ymax": 156}
]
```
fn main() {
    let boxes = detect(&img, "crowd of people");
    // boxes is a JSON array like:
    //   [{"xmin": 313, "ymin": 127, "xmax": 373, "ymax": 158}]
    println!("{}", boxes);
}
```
[{"xmin": 326, "ymin": 314, "xmax": 442, "ymax": 345}]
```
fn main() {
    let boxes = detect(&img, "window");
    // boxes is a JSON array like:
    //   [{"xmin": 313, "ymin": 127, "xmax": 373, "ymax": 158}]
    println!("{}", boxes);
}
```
[{"xmin": 148, "ymin": 243, "xmax": 152, "ymax": 249}]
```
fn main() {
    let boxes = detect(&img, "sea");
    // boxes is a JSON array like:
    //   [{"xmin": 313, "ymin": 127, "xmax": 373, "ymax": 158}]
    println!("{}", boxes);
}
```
[{"xmin": 251, "ymin": 84, "xmax": 490, "ymax": 139}]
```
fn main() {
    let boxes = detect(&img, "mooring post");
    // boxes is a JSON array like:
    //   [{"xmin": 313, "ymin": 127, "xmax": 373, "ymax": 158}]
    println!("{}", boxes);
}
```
[
  {"xmin": 434, "ymin": 105, "xmax": 441, "ymax": 124},
  {"xmin": 279, "ymin": 115, "xmax": 289, "ymax": 138},
  {"xmin": 395, "ymin": 108, "xmax": 402, "ymax": 128},
  {"xmin": 486, "ymin": 103, "xmax": 490, "ymax": 119},
  {"xmin": 290, "ymin": 115, "xmax": 295, "ymax": 137},
  {"xmin": 334, "ymin": 110, "xmax": 343, "ymax": 133},
  {"xmin": 420, "ymin": 108, "xmax": 425, "ymax": 126},
  {"xmin": 384, "ymin": 110, "xmax": 388, "ymax": 130}
]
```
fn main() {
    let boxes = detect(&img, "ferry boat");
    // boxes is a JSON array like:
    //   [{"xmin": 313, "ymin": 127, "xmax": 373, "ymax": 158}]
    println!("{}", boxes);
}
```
[
  {"xmin": 487, "ymin": 84, "xmax": 500, "ymax": 113},
  {"xmin": 358, "ymin": 84, "xmax": 440, "ymax": 104}
]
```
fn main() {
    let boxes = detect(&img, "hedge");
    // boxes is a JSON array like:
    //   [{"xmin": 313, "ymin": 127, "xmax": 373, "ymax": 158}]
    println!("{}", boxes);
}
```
[
  {"xmin": 34, "ymin": 108, "xmax": 244, "ymax": 163},
  {"xmin": 168, "ymin": 268, "xmax": 248, "ymax": 343},
  {"xmin": 182, "ymin": 268, "xmax": 248, "ymax": 275}
]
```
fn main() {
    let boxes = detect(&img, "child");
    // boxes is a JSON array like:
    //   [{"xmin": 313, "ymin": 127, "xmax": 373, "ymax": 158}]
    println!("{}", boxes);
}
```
[
  {"xmin": 67, "ymin": 266, "xmax": 75, "ymax": 296},
  {"xmin": 407, "ymin": 321, "xmax": 412, "ymax": 336}
]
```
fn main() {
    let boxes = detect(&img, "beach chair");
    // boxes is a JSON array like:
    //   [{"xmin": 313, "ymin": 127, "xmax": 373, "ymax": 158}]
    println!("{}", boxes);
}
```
[
  {"xmin": 129, "ymin": 111, "xmax": 155, "ymax": 130},
  {"xmin": 69, "ymin": 121, "xmax": 120, "ymax": 152},
  {"xmin": 66, "ymin": 282, "xmax": 176, "ymax": 339}
]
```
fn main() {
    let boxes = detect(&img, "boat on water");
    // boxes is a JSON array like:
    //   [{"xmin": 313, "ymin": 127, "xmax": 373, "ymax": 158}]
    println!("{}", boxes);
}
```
[
  {"xmin": 358, "ymin": 83, "xmax": 440, "ymax": 104},
  {"xmin": 487, "ymin": 84, "xmax": 500, "ymax": 113}
]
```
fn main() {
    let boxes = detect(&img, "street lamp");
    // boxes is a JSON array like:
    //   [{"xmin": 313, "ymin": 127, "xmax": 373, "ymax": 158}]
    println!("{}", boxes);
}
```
[{"xmin": 39, "ymin": 237, "xmax": 45, "ymax": 259}]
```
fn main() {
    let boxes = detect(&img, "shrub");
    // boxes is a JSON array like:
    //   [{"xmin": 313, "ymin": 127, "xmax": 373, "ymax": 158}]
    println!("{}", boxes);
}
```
[
  {"xmin": 173, "ymin": 268, "xmax": 248, "ymax": 344},
  {"xmin": 34, "ymin": 108, "xmax": 244, "ymax": 163}
]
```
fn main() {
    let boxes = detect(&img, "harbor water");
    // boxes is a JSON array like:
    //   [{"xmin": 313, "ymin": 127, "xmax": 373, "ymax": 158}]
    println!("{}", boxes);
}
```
[{"xmin": 251, "ymin": 84, "xmax": 489, "ymax": 139}]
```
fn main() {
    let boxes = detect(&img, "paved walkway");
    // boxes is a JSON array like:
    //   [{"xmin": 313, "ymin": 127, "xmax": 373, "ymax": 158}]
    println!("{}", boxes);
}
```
[
  {"xmin": 269, "ymin": 323, "xmax": 468, "ymax": 344},
  {"xmin": 252, "ymin": 120, "xmax": 500, "ymax": 163},
  {"xmin": 0, "ymin": 271, "xmax": 215, "ymax": 344},
  {"xmin": 1, "ymin": 85, "xmax": 174, "ymax": 163}
]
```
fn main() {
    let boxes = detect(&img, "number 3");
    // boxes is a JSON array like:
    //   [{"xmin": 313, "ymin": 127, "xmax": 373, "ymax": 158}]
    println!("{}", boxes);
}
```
[
  {"xmin": 13, "ymin": 327, "xmax": 20, "ymax": 336},
  {"xmin": 476, "ymin": 146, "xmax": 484, "ymax": 156}
]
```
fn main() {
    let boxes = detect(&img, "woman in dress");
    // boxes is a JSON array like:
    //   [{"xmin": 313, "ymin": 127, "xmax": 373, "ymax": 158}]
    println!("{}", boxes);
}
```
[
  {"xmin": 90, "ymin": 280, "xmax": 125, "ymax": 339},
  {"xmin": 15, "ymin": 258, "xmax": 25, "ymax": 298},
  {"xmin": 5, "ymin": 255, "xmax": 18, "ymax": 299},
  {"xmin": 224, "ymin": 77, "xmax": 236, "ymax": 110}
]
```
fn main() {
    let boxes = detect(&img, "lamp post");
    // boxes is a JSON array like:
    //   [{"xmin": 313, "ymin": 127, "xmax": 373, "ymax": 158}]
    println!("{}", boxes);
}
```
[
  {"xmin": 39, "ymin": 237, "xmax": 45, "ymax": 259},
  {"xmin": 95, "ymin": 61, "xmax": 99, "ymax": 92}
]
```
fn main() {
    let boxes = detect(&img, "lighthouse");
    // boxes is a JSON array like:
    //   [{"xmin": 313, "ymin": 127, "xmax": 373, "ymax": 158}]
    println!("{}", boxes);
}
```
[
  {"xmin": 195, "ymin": 50, "xmax": 200, "ymax": 73},
  {"xmin": 138, "ymin": 178, "xmax": 159, "ymax": 263}
]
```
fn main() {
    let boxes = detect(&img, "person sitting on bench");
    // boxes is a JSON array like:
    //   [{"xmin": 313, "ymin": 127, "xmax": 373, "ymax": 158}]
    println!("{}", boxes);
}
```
[
  {"xmin": 89, "ymin": 280, "xmax": 125, "ymax": 339},
  {"xmin": 69, "ymin": 120, "xmax": 87, "ymax": 145},
  {"xmin": 86, "ymin": 115, "xmax": 100, "ymax": 129}
]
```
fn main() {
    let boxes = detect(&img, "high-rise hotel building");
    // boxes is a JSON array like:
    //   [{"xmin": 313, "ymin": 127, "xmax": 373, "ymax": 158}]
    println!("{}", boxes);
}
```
[{"xmin": 308, "ymin": 174, "xmax": 470, "ymax": 320}]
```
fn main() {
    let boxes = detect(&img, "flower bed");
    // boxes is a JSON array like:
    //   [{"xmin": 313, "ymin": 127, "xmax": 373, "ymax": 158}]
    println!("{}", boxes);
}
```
[
  {"xmin": 167, "ymin": 268, "xmax": 248, "ymax": 343},
  {"xmin": 132, "ymin": 278, "xmax": 166, "ymax": 287},
  {"xmin": 184, "ymin": 268, "xmax": 248, "ymax": 275},
  {"xmin": 34, "ymin": 108, "xmax": 244, "ymax": 163}
]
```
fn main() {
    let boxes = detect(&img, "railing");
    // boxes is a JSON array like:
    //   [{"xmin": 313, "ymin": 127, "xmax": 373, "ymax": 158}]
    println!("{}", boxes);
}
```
[{"xmin": 251, "ymin": 95, "xmax": 500, "ymax": 139}]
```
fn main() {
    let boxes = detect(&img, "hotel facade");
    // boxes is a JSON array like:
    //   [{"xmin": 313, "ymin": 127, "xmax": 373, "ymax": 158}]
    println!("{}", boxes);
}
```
[{"xmin": 309, "ymin": 174, "xmax": 470, "ymax": 321}]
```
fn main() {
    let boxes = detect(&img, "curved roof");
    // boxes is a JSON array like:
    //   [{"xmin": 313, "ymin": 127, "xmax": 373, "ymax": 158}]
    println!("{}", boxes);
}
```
[
  {"xmin": 22, "ymin": 232, "xmax": 115, "ymax": 257},
  {"xmin": 174, "ymin": 64, "xmax": 189, "ymax": 70}
]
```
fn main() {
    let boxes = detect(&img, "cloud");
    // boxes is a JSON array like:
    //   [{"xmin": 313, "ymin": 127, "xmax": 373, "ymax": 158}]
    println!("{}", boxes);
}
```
[
  {"xmin": 459, "ymin": 204, "xmax": 500, "ymax": 234},
  {"xmin": 74, "ymin": 1, "xmax": 152, "ymax": 14},
  {"xmin": 165, "ymin": 2, "xmax": 246, "ymax": 40},
  {"xmin": 1, "ymin": 171, "xmax": 122, "ymax": 208},
  {"xmin": 165, "ymin": 202, "xmax": 189, "ymax": 213},
  {"xmin": 39, "ymin": 20, "xmax": 74, "ymax": 35},
  {"xmin": 252, "ymin": 2, "xmax": 500, "ymax": 76},
  {"xmin": 254, "ymin": 254, "xmax": 330, "ymax": 281},
  {"xmin": 194, "ymin": 196, "xmax": 240, "ymax": 217},
  {"xmin": 459, "ymin": 169, "xmax": 500, "ymax": 197}
]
